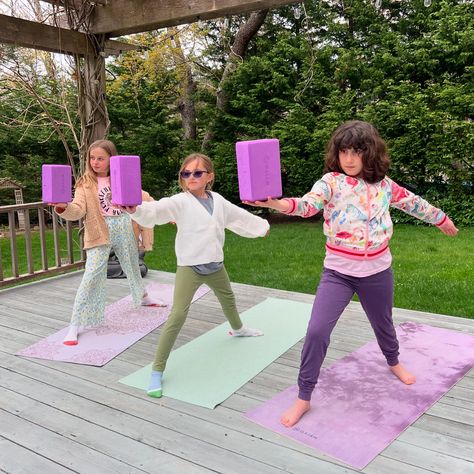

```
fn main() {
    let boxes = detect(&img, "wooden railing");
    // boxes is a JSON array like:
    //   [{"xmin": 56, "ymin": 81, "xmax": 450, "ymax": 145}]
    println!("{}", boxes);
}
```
[{"xmin": 0, "ymin": 202, "xmax": 86, "ymax": 288}]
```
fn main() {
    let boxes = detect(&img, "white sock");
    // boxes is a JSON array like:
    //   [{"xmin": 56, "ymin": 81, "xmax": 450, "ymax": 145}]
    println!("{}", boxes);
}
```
[
  {"xmin": 230, "ymin": 326, "xmax": 263, "ymax": 337},
  {"xmin": 147, "ymin": 371, "xmax": 163, "ymax": 398},
  {"xmin": 63, "ymin": 325, "xmax": 80, "ymax": 345},
  {"xmin": 141, "ymin": 295, "xmax": 167, "ymax": 307}
]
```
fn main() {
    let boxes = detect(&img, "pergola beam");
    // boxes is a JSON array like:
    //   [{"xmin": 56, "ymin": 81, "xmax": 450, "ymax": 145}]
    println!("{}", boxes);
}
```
[
  {"xmin": 39, "ymin": 0, "xmax": 108, "ymax": 6},
  {"xmin": 90, "ymin": 0, "xmax": 301, "ymax": 37},
  {"xmin": 0, "ymin": 14, "xmax": 137, "ymax": 56}
]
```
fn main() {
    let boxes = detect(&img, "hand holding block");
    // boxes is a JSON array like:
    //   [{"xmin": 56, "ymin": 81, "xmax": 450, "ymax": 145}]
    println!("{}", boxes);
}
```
[
  {"xmin": 110, "ymin": 155, "xmax": 142, "ymax": 206},
  {"xmin": 235, "ymin": 138, "xmax": 282, "ymax": 201},
  {"xmin": 42, "ymin": 164, "xmax": 72, "ymax": 203}
]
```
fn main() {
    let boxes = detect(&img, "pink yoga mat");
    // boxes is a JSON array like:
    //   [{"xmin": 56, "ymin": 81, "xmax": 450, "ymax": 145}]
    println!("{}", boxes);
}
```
[
  {"xmin": 245, "ymin": 322, "xmax": 474, "ymax": 469},
  {"xmin": 16, "ymin": 283, "xmax": 210, "ymax": 366}
]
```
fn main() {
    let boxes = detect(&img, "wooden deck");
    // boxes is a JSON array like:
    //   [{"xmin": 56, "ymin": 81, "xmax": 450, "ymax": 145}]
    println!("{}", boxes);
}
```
[{"xmin": 0, "ymin": 270, "xmax": 473, "ymax": 473}]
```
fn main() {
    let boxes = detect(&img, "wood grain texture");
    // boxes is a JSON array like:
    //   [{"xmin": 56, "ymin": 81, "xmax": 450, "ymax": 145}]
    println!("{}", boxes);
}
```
[{"xmin": 0, "ymin": 269, "xmax": 472, "ymax": 473}]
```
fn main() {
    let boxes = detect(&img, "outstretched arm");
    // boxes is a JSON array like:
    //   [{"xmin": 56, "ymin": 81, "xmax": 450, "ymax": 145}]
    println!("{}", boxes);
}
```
[
  {"xmin": 436, "ymin": 216, "xmax": 458, "ymax": 236},
  {"xmin": 119, "ymin": 198, "xmax": 178, "ymax": 227},
  {"xmin": 50, "ymin": 186, "xmax": 87, "ymax": 221},
  {"xmin": 117, "ymin": 205, "xmax": 137, "ymax": 214},
  {"xmin": 223, "ymin": 199, "xmax": 270, "ymax": 238},
  {"xmin": 389, "ymin": 179, "xmax": 458, "ymax": 236},
  {"xmin": 243, "ymin": 197, "xmax": 291, "ymax": 213},
  {"xmin": 244, "ymin": 177, "xmax": 331, "ymax": 218}
]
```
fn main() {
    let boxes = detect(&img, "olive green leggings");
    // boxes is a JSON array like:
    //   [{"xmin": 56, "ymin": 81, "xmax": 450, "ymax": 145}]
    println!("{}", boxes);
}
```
[{"xmin": 152, "ymin": 265, "xmax": 243, "ymax": 372}]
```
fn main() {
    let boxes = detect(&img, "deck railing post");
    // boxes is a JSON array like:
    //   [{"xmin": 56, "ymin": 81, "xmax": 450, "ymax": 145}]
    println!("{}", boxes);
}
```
[
  {"xmin": 38, "ymin": 206, "xmax": 48, "ymax": 271},
  {"xmin": 0, "ymin": 202, "xmax": 86, "ymax": 287},
  {"xmin": 0, "ymin": 237, "xmax": 3, "ymax": 281},
  {"xmin": 23, "ymin": 208, "xmax": 34, "ymax": 275},
  {"xmin": 52, "ymin": 209, "xmax": 62, "ymax": 267},
  {"xmin": 79, "ymin": 218, "xmax": 86, "ymax": 261},
  {"xmin": 66, "ymin": 220, "xmax": 74, "ymax": 264},
  {"xmin": 7, "ymin": 210, "xmax": 19, "ymax": 278}
]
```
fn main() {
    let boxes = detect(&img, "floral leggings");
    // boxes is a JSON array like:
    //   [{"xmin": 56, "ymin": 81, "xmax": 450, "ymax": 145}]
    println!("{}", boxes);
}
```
[{"xmin": 70, "ymin": 214, "xmax": 145, "ymax": 327}]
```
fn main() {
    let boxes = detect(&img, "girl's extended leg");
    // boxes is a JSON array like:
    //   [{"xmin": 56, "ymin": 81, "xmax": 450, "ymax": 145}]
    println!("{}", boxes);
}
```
[
  {"xmin": 204, "ymin": 266, "xmax": 262, "ymax": 336},
  {"xmin": 152, "ymin": 266, "xmax": 202, "ymax": 372},
  {"xmin": 110, "ymin": 214, "xmax": 165, "ymax": 307},
  {"xmin": 357, "ymin": 268, "xmax": 415, "ymax": 384},
  {"xmin": 64, "ymin": 244, "xmax": 111, "ymax": 344},
  {"xmin": 282, "ymin": 269, "xmax": 354, "ymax": 427},
  {"xmin": 108, "ymin": 214, "xmax": 151, "ymax": 307},
  {"xmin": 147, "ymin": 266, "xmax": 202, "ymax": 397}
]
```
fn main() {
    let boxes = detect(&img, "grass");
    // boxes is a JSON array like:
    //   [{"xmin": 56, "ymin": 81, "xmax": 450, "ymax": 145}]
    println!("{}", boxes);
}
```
[
  {"xmin": 0, "ymin": 228, "xmax": 83, "ymax": 278},
  {"xmin": 144, "ymin": 221, "xmax": 474, "ymax": 319},
  {"xmin": 2, "ymin": 221, "xmax": 472, "ymax": 319}
]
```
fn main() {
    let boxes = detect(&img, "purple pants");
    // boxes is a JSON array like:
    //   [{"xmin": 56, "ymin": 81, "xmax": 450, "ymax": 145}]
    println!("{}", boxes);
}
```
[{"xmin": 298, "ymin": 267, "xmax": 399, "ymax": 401}]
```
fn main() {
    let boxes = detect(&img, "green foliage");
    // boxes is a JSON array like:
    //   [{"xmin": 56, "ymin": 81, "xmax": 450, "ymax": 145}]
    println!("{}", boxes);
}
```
[
  {"xmin": 1, "ymin": 1, "xmax": 473, "ymax": 225},
  {"xmin": 0, "ymin": 48, "xmax": 80, "ymax": 213},
  {"xmin": 144, "ymin": 221, "xmax": 474, "ymax": 318},
  {"xmin": 3, "ymin": 222, "xmax": 472, "ymax": 317},
  {"xmin": 106, "ymin": 37, "xmax": 186, "ymax": 199},
  {"xmin": 205, "ymin": 0, "xmax": 474, "ymax": 224}
]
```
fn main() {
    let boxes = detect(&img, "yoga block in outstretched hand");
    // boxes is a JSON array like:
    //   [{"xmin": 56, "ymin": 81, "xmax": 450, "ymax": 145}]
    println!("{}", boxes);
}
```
[
  {"xmin": 42, "ymin": 164, "xmax": 72, "ymax": 203},
  {"xmin": 236, "ymin": 138, "xmax": 282, "ymax": 202},
  {"xmin": 110, "ymin": 155, "xmax": 142, "ymax": 206}
]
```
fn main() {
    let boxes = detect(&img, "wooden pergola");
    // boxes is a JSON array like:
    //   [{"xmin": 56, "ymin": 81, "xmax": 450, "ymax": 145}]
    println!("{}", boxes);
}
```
[{"xmin": 0, "ymin": 1, "xmax": 300, "ymax": 160}]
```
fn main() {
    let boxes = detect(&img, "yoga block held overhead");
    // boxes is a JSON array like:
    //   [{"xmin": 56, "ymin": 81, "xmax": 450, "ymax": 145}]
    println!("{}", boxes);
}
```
[
  {"xmin": 110, "ymin": 155, "xmax": 142, "ymax": 206},
  {"xmin": 235, "ymin": 138, "xmax": 282, "ymax": 202},
  {"xmin": 42, "ymin": 164, "xmax": 72, "ymax": 203}
]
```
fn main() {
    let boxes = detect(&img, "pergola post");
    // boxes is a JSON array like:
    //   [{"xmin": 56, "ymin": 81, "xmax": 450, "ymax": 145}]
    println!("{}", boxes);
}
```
[
  {"xmin": 0, "ymin": 1, "xmax": 301, "ymax": 174},
  {"xmin": 76, "ymin": 34, "xmax": 110, "ymax": 175}
]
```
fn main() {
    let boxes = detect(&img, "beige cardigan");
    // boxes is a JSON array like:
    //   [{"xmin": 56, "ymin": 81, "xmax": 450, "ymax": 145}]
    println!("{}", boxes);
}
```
[{"xmin": 56, "ymin": 182, "xmax": 153, "ymax": 250}]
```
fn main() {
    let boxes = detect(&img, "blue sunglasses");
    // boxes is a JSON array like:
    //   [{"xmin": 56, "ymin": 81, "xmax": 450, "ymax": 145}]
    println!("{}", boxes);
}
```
[{"xmin": 180, "ymin": 170, "xmax": 210, "ymax": 179}]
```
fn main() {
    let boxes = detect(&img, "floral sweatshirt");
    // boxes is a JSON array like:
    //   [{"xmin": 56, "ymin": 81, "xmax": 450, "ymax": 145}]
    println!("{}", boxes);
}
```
[{"xmin": 284, "ymin": 172, "xmax": 446, "ymax": 259}]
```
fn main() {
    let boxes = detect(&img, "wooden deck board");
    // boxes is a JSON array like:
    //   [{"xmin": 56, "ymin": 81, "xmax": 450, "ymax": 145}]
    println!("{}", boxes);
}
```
[
  {"xmin": 0, "ymin": 436, "xmax": 73, "ymax": 474},
  {"xmin": 0, "ymin": 269, "xmax": 473, "ymax": 473}
]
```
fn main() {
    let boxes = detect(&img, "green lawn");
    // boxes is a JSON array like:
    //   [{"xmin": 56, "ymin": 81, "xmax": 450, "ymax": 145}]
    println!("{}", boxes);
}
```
[
  {"xmin": 145, "ymin": 221, "xmax": 474, "ymax": 319},
  {"xmin": 0, "ymin": 228, "xmax": 83, "ymax": 277},
  {"xmin": 2, "ymin": 221, "xmax": 472, "ymax": 319}
]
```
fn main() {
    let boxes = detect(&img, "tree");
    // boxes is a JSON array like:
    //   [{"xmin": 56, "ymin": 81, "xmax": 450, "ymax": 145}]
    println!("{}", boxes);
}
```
[{"xmin": 201, "ymin": 10, "xmax": 269, "ymax": 150}]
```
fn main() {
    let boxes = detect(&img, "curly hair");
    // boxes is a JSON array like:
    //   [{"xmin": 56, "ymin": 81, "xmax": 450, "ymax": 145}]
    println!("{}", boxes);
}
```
[
  {"xmin": 178, "ymin": 153, "xmax": 215, "ymax": 192},
  {"xmin": 324, "ymin": 121, "xmax": 390, "ymax": 183}
]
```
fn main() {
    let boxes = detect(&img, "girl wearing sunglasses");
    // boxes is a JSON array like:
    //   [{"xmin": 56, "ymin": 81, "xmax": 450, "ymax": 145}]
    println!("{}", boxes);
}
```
[{"xmin": 122, "ymin": 153, "xmax": 270, "ymax": 398}]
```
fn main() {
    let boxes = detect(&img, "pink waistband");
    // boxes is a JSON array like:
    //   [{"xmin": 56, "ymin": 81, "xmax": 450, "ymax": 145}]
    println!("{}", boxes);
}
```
[{"xmin": 325, "ymin": 242, "xmax": 389, "ymax": 260}]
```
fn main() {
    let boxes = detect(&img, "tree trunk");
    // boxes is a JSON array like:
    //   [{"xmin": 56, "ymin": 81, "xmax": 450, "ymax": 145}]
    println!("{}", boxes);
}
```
[
  {"xmin": 180, "ymin": 69, "xmax": 197, "ymax": 140},
  {"xmin": 168, "ymin": 27, "xmax": 197, "ymax": 140},
  {"xmin": 202, "ymin": 10, "xmax": 268, "ymax": 151},
  {"xmin": 75, "ymin": 36, "xmax": 109, "ymax": 175}
]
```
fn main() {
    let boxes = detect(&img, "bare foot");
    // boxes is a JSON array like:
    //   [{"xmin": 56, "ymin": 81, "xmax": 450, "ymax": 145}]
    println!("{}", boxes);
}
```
[
  {"xmin": 280, "ymin": 398, "xmax": 311, "ymax": 427},
  {"xmin": 390, "ymin": 363, "xmax": 416, "ymax": 384}
]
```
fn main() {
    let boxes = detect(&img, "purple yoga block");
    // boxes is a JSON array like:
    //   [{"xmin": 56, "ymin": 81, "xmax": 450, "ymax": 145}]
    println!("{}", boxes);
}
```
[
  {"xmin": 235, "ymin": 139, "xmax": 282, "ymax": 201},
  {"xmin": 42, "ymin": 164, "xmax": 72, "ymax": 203},
  {"xmin": 110, "ymin": 155, "xmax": 142, "ymax": 206}
]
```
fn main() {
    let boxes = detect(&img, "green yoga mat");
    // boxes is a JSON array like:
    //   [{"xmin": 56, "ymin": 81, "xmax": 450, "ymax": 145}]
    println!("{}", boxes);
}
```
[{"xmin": 119, "ymin": 297, "xmax": 312, "ymax": 408}]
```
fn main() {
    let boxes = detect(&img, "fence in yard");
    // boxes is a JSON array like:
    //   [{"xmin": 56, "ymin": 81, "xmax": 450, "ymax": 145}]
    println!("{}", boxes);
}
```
[{"xmin": 0, "ymin": 202, "xmax": 85, "ymax": 288}]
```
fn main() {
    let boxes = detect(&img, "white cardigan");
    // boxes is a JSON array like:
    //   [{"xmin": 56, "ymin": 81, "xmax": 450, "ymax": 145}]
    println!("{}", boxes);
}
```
[{"xmin": 131, "ymin": 191, "xmax": 270, "ymax": 266}]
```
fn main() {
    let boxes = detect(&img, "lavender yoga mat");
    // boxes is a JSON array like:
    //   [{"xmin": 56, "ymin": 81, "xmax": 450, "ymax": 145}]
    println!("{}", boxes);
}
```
[
  {"xmin": 16, "ymin": 283, "xmax": 209, "ymax": 366},
  {"xmin": 245, "ymin": 322, "xmax": 474, "ymax": 469}
]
